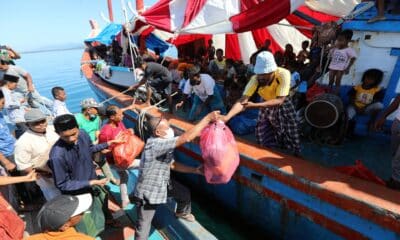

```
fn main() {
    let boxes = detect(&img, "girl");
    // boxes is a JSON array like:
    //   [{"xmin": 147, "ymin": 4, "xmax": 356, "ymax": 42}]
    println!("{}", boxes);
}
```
[{"xmin": 328, "ymin": 30, "xmax": 357, "ymax": 95}]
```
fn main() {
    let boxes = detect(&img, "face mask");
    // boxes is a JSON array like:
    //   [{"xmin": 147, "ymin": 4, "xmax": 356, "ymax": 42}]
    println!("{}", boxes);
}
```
[
  {"xmin": 162, "ymin": 127, "xmax": 175, "ymax": 139},
  {"xmin": 89, "ymin": 114, "xmax": 97, "ymax": 120}
]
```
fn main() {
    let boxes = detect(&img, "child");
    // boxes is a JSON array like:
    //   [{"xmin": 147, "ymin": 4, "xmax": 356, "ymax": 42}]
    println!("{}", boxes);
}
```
[
  {"xmin": 51, "ymin": 86, "xmax": 71, "ymax": 117},
  {"xmin": 347, "ymin": 69, "xmax": 385, "ymax": 132},
  {"xmin": 283, "ymin": 44, "xmax": 296, "ymax": 67},
  {"xmin": 297, "ymin": 40, "xmax": 310, "ymax": 65},
  {"xmin": 98, "ymin": 105, "xmax": 140, "ymax": 208},
  {"xmin": 328, "ymin": 30, "xmax": 357, "ymax": 95}
]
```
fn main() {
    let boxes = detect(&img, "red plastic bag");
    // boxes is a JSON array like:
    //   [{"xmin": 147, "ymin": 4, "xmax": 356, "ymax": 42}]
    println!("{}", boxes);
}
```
[
  {"xmin": 200, "ymin": 121, "xmax": 240, "ymax": 184},
  {"xmin": 112, "ymin": 130, "xmax": 144, "ymax": 168},
  {"xmin": 334, "ymin": 160, "xmax": 386, "ymax": 186},
  {"xmin": 0, "ymin": 194, "xmax": 24, "ymax": 240},
  {"xmin": 306, "ymin": 84, "xmax": 327, "ymax": 102}
]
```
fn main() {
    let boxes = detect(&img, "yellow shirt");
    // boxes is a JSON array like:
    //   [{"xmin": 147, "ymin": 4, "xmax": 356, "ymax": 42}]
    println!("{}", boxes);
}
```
[
  {"xmin": 242, "ymin": 67, "xmax": 291, "ymax": 101},
  {"xmin": 26, "ymin": 227, "xmax": 95, "ymax": 240},
  {"xmin": 354, "ymin": 85, "xmax": 381, "ymax": 109}
]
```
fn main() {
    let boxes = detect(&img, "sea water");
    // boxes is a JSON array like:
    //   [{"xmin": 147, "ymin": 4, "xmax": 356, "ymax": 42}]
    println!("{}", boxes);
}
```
[{"xmin": 17, "ymin": 48, "xmax": 265, "ymax": 240}]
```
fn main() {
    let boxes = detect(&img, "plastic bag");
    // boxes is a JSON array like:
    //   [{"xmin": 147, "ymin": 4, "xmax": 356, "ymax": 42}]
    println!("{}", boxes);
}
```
[
  {"xmin": 112, "ymin": 130, "xmax": 144, "ymax": 168},
  {"xmin": 334, "ymin": 160, "xmax": 385, "ymax": 185},
  {"xmin": 200, "ymin": 121, "xmax": 240, "ymax": 184}
]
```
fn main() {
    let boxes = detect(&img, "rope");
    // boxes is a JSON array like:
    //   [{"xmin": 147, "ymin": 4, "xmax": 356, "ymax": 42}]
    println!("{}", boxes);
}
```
[{"xmin": 98, "ymin": 88, "xmax": 132, "ymax": 105}]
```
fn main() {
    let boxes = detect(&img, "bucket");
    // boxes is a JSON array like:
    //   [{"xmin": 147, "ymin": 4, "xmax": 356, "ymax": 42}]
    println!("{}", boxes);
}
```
[{"xmin": 304, "ymin": 93, "xmax": 344, "ymax": 129}]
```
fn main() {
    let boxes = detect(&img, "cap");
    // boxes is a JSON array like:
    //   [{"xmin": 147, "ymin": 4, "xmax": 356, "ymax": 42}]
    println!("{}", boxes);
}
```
[
  {"xmin": 37, "ymin": 194, "xmax": 92, "ymax": 231},
  {"xmin": 177, "ymin": 63, "xmax": 193, "ymax": 72},
  {"xmin": 254, "ymin": 51, "xmax": 277, "ymax": 74},
  {"xmin": 24, "ymin": 109, "xmax": 47, "ymax": 123},
  {"xmin": 81, "ymin": 98, "xmax": 100, "ymax": 109},
  {"xmin": 2, "ymin": 74, "xmax": 19, "ymax": 83}
]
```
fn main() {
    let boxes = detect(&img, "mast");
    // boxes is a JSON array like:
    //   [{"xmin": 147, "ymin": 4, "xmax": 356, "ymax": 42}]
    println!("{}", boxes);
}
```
[
  {"xmin": 107, "ymin": 0, "xmax": 114, "ymax": 22},
  {"xmin": 136, "ymin": 0, "xmax": 144, "ymax": 14}
]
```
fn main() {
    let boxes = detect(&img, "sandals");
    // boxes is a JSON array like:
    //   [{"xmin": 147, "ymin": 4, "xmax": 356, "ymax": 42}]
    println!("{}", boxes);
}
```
[
  {"xmin": 367, "ymin": 15, "xmax": 386, "ymax": 23},
  {"xmin": 175, "ymin": 212, "xmax": 196, "ymax": 222}
]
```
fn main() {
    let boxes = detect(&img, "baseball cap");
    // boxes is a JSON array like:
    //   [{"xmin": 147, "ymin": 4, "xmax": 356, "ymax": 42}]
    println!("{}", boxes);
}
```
[
  {"xmin": 24, "ymin": 109, "xmax": 47, "ymax": 123},
  {"xmin": 254, "ymin": 51, "xmax": 277, "ymax": 74},
  {"xmin": 187, "ymin": 65, "xmax": 201, "ymax": 78},
  {"xmin": 37, "ymin": 194, "xmax": 93, "ymax": 231},
  {"xmin": 81, "ymin": 98, "xmax": 100, "ymax": 109}
]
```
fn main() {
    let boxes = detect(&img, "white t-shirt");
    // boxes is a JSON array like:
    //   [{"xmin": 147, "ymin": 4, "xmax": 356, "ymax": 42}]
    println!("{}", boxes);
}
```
[
  {"xmin": 183, "ymin": 74, "xmax": 215, "ymax": 102},
  {"xmin": 15, "ymin": 126, "xmax": 59, "ymax": 171},
  {"xmin": 52, "ymin": 99, "xmax": 71, "ymax": 117}
]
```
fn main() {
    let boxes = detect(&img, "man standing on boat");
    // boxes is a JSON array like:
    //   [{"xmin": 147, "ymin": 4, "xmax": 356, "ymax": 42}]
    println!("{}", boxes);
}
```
[
  {"xmin": 222, "ymin": 51, "xmax": 301, "ymax": 155},
  {"xmin": 176, "ymin": 66, "xmax": 226, "ymax": 121},
  {"xmin": 130, "ymin": 111, "xmax": 220, "ymax": 240},
  {"xmin": 128, "ymin": 57, "xmax": 173, "ymax": 112}
]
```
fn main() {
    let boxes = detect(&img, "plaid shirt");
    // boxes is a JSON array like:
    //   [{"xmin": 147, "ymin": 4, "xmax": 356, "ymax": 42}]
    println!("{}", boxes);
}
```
[{"xmin": 134, "ymin": 136, "xmax": 178, "ymax": 204}]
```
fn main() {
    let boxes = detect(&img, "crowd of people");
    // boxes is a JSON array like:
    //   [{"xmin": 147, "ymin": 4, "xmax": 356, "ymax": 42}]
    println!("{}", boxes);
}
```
[{"xmin": 0, "ymin": 17, "xmax": 400, "ymax": 239}]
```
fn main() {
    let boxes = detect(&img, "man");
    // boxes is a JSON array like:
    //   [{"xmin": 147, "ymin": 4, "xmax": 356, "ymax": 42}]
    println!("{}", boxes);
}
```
[
  {"xmin": 1, "ymin": 73, "xmax": 28, "ymax": 138},
  {"xmin": 375, "ymin": 95, "xmax": 400, "ymax": 190},
  {"xmin": 27, "ymin": 194, "xmax": 94, "ymax": 240},
  {"xmin": 75, "ymin": 98, "xmax": 101, "ymax": 143},
  {"xmin": 223, "ymin": 51, "xmax": 301, "ymax": 155},
  {"xmin": 176, "ymin": 66, "xmax": 226, "ymax": 121},
  {"xmin": 48, "ymin": 114, "xmax": 124, "ymax": 236},
  {"xmin": 0, "ymin": 63, "xmax": 51, "ymax": 112},
  {"xmin": 0, "ymin": 45, "xmax": 20, "ymax": 65},
  {"xmin": 129, "ymin": 57, "xmax": 173, "ymax": 110},
  {"xmin": 0, "ymin": 88, "xmax": 18, "ymax": 208},
  {"xmin": 51, "ymin": 86, "xmax": 71, "ymax": 117},
  {"xmin": 131, "ymin": 111, "xmax": 220, "ymax": 240},
  {"xmin": 14, "ymin": 109, "xmax": 61, "ymax": 200},
  {"xmin": 208, "ymin": 49, "xmax": 226, "ymax": 77},
  {"xmin": 206, "ymin": 39, "xmax": 216, "ymax": 61}
]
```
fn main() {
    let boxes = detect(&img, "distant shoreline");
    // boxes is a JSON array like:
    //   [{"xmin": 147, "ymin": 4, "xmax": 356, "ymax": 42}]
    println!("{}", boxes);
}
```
[{"xmin": 21, "ymin": 46, "xmax": 84, "ymax": 54}]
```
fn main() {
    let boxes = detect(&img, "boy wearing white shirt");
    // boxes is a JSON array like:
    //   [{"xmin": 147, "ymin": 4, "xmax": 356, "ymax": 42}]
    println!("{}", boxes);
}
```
[{"xmin": 51, "ymin": 87, "xmax": 70, "ymax": 117}]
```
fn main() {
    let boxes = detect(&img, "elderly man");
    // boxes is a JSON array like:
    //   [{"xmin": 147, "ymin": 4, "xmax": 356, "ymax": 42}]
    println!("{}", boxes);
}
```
[
  {"xmin": 223, "ymin": 51, "xmax": 300, "ymax": 155},
  {"xmin": 176, "ymin": 66, "xmax": 226, "ymax": 121},
  {"xmin": 15, "ymin": 109, "xmax": 61, "ymax": 200},
  {"xmin": 130, "ymin": 111, "xmax": 220, "ymax": 240}
]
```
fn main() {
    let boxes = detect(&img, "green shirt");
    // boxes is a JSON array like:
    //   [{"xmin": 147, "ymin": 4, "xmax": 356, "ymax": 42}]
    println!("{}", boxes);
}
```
[{"xmin": 75, "ymin": 113, "xmax": 100, "ymax": 142}]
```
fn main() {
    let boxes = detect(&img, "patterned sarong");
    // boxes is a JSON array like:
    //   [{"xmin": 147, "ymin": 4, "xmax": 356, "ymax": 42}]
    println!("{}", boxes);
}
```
[{"xmin": 255, "ymin": 98, "xmax": 301, "ymax": 154}]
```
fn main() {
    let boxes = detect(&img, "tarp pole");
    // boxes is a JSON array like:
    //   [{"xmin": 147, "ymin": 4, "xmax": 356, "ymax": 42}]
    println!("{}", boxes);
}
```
[{"xmin": 107, "ymin": 0, "xmax": 114, "ymax": 22}]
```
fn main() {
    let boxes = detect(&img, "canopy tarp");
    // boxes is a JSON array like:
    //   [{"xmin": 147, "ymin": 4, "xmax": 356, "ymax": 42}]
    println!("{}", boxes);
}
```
[{"xmin": 85, "ymin": 23, "xmax": 122, "ymax": 45}]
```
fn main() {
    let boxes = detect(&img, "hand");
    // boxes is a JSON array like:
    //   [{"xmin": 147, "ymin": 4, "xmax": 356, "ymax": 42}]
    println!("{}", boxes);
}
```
[
  {"xmin": 28, "ymin": 85, "xmax": 35, "ymax": 93},
  {"xmin": 128, "ymin": 128, "xmax": 134, "ymax": 134},
  {"xmin": 101, "ymin": 149, "xmax": 111, "ymax": 154},
  {"xmin": 374, "ymin": 118, "xmax": 385, "ymax": 131},
  {"xmin": 175, "ymin": 101, "xmax": 184, "ymax": 110},
  {"xmin": 128, "ymin": 85, "xmax": 138, "ymax": 91},
  {"xmin": 207, "ymin": 111, "xmax": 221, "ymax": 122},
  {"xmin": 194, "ymin": 106, "xmax": 203, "ymax": 117},
  {"xmin": 20, "ymin": 98, "xmax": 26, "ymax": 104},
  {"xmin": 194, "ymin": 165, "xmax": 204, "ymax": 175},
  {"xmin": 25, "ymin": 170, "xmax": 38, "ymax": 182},
  {"xmin": 4, "ymin": 162, "xmax": 16, "ymax": 172},
  {"xmin": 109, "ymin": 132, "xmax": 126, "ymax": 145},
  {"xmin": 90, "ymin": 178, "xmax": 109, "ymax": 186}
]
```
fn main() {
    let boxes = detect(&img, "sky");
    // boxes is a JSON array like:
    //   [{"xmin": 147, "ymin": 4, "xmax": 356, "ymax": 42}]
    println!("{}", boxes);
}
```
[{"xmin": 0, "ymin": 0, "xmax": 158, "ymax": 52}]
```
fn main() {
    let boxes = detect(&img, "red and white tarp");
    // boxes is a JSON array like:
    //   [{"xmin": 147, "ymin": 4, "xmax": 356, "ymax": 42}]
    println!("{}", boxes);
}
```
[{"xmin": 131, "ymin": 0, "xmax": 360, "ymax": 63}]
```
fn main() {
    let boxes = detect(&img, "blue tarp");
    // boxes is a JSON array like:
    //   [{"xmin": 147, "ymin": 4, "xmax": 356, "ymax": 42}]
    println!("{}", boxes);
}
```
[
  {"xmin": 134, "ymin": 33, "xmax": 178, "ymax": 59},
  {"xmin": 85, "ymin": 23, "xmax": 122, "ymax": 45}
]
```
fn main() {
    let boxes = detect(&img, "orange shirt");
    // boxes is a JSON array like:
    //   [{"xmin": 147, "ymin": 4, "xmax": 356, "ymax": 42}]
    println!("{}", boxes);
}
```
[{"xmin": 26, "ymin": 227, "xmax": 95, "ymax": 240}]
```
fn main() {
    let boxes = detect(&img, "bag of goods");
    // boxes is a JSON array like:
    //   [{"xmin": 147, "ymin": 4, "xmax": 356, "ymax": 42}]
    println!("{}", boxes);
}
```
[
  {"xmin": 113, "ymin": 130, "xmax": 144, "ymax": 168},
  {"xmin": 200, "ymin": 121, "xmax": 240, "ymax": 184}
]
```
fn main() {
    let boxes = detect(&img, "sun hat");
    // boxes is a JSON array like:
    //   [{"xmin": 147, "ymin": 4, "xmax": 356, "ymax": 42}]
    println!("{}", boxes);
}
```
[
  {"xmin": 80, "ymin": 98, "xmax": 100, "ymax": 109},
  {"xmin": 253, "ymin": 51, "xmax": 277, "ymax": 74},
  {"xmin": 24, "ymin": 109, "xmax": 47, "ymax": 123}
]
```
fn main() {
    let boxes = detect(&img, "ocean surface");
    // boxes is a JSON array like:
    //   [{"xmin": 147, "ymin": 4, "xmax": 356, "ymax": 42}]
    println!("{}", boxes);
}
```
[{"xmin": 17, "ymin": 48, "xmax": 265, "ymax": 240}]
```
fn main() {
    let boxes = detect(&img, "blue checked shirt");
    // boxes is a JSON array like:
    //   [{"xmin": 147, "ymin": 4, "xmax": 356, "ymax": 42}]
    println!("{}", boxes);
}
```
[{"xmin": 134, "ymin": 136, "xmax": 178, "ymax": 205}]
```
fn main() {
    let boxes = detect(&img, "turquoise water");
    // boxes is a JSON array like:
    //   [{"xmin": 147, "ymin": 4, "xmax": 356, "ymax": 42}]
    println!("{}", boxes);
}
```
[{"xmin": 17, "ymin": 48, "xmax": 264, "ymax": 240}]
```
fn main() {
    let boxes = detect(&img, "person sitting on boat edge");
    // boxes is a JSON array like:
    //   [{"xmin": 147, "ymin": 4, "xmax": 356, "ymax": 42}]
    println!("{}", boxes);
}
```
[
  {"xmin": 375, "ymin": 95, "xmax": 400, "ymax": 190},
  {"xmin": 128, "ymin": 56, "xmax": 174, "ymax": 112},
  {"xmin": 51, "ymin": 86, "xmax": 71, "ymax": 117},
  {"xmin": 347, "ymin": 68, "xmax": 385, "ymax": 135},
  {"xmin": 176, "ymin": 65, "xmax": 226, "ymax": 122},
  {"xmin": 222, "ymin": 51, "xmax": 301, "ymax": 156},
  {"xmin": 98, "ymin": 105, "xmax": 140, "ymax": 208},
  {"xmin": 130, "ymin": 111, "xmax": 220, "ymax": 240},
  {"xmin": 48, "ymin": 114, "xmax": 125, "ymax": 236},
  {"xmin": 14, "ymin": 109, "xmax": 61, "ymax": 201},
  {"xmin": 27, "ymin": 194, "xmax": 94, "ymax": 240},
  {"xmin": 1, "ymin": 73, "xmax": 29, "ymax": 138}
]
